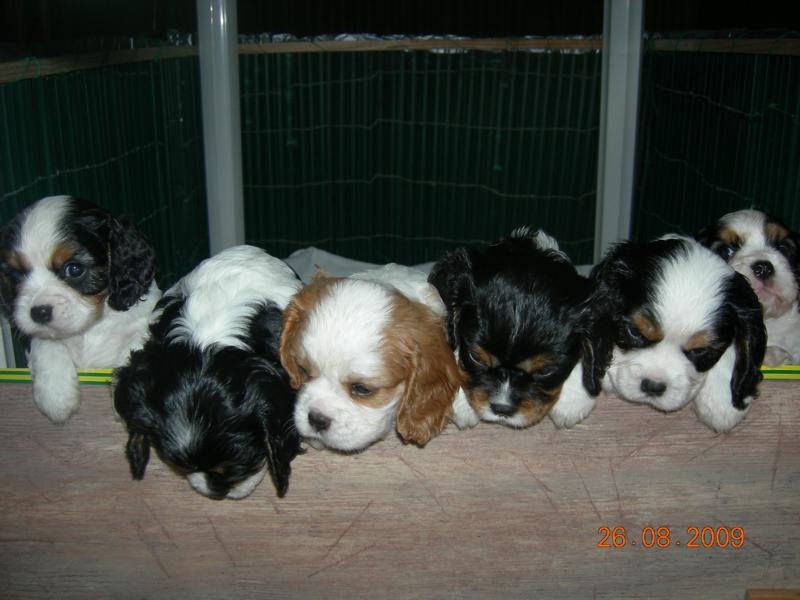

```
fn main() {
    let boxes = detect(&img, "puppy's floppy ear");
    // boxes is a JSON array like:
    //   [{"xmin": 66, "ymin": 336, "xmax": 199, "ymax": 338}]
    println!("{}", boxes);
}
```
[
  {"xmin": 786, "ymin": 231, "xmax": 800, "ymax": 270},
  {"xmin": 279, "ymin": 291, "xmax": 310, "ymax": 390},
  {"xmin": 693, "ymin": 222, "xmax": 717, "ymax": 247},
  {"xmin": 263, "ymin": 432, "xmax": 299, "ymax": 497},
  {"xmin": 125, "ymin": 432, "xmax": 151, "ymax": 480},
  {"xmin": 247, "ymin": 361, "xmax": 301, "ymax": 498},
  {"xmin": 392, "ymin": 299, "xmax": 462, "ymax": 446},
  {"xmin": 427, "ymin": 247, "xmax": 474, "ymax": 346},
  {"xmin": 107, "ymin": 216, "xmax": 156, "ymax": 311},
  {"xmin": 113, "ymin": 346, "xmax": 158, "ymax": 479},
  {"xmin": 726, "ymin": 272, "xmax": 767, "ymax": 408},
  {"xmin": 579, "ymin": 252, "xmax": 626, "ymax": 395}
]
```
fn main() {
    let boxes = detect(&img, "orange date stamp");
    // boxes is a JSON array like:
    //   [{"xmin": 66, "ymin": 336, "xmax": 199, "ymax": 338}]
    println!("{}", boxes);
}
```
[{"xmin": 597, "ymin": 525, "xmax": 745, "ymax": 549}]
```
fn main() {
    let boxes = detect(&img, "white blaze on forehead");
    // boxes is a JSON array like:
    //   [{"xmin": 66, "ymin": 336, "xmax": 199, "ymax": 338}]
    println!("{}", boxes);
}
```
[
  {"xmin": 653, "ymin": 241, "xmax": 731, "ymax": 341},
  {"xmin": 301, "ymin": 279, "xmax": 394, "ymax": 379},
  {"xmin": 720, "ymin": 209, "xmax": 768, "ymax": 245},
  {"xmin": 18, "ymin": 196, "xmax": 71, "ymax": 266}
]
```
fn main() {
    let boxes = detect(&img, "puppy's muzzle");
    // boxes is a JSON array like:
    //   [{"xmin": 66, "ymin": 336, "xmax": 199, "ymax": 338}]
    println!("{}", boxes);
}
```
[
  {"xmin": 308, "ymin": 409, "xmax": 332, "ymax": 432},
  {"xmin": 751, "ymin": 260, "xmax": 774, "ymax": 281}
]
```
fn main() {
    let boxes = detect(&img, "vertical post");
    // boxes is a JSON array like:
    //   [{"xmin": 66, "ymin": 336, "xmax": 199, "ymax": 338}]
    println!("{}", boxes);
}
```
[
  {"xmin": 594, "ymin": 0, "xmax": 644, "ymax": 262},
  {"xmin": 1, "ymin": 319, "xmax": 14, "ymax": 368},
  {"xmin": 196, "ymin": 0, "xmax": 246, "ymax": 253}
]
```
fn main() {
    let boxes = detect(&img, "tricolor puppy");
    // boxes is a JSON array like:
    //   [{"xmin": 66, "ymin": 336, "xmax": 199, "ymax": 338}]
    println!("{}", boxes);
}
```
[
  {"xmin": 114, "ymin": 245, "xmax": 302, "ymax": 499},
  {"xmin": 696, "ymin": 209, "xmax": 800, "ymax": 365},
  {"xmin": 553, "ymin": 236, "xmax": 766, "ymax": 433},
  {"xmin": 279, "ymin": 264, "xmax": 462, "ymax": 453},
  {"xmin": 0, "ymin": 195, "xmax": 160, "ymax": 423},
  {"xmin": 428, "ymin": 228, "xmax": 591, "ymax": 429}
]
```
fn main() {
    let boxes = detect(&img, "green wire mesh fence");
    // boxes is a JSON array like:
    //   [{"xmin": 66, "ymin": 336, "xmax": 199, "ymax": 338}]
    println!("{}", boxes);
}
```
[
  {"xmin": 0, "ymin": 56, "xmax": 209, "ymax": 288},
  {"xmin": 634, "ymin": 34, "xmax": 800, "ymax": 238}
]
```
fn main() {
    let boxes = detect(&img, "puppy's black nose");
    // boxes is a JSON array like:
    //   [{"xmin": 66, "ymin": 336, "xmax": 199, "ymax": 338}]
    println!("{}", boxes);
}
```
[
  {"xmin": 308, "ymin": 410, "xmax": 331, "ymax": 432},
  {"xmin": 751, "ymin": 260, "xmax": 774, "ymax": 281},
  {"xmin": 489, "ymin": 402, "xmax": 516, "ymax": 417},
  {"xmin": 30, "ymin": 304, "xmax": 53, "ymax": 324},
  {"xmin": 641, "ymin": 378, "xmax": 667, "ymax": 397}
]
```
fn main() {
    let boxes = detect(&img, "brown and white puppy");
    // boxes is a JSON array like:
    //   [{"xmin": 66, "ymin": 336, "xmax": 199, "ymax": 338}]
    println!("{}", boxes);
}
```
[
  {"xmin": 279, "ymin": 265, "xmax": 462, "ymax": 452},
  {"xmin": 696, "ymin": 209, "xmax": 800, "ymax": 365}
]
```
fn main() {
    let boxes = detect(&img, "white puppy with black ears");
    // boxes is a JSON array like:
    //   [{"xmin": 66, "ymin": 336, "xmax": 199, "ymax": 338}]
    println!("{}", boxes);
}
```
[
  {"xmin": 551, "ymin": 236, "xmax": 766, "ymax": 433},
  {"xmin": 696, "ymin": 208, "xmax": 800, "ymax": 365},
  {"xmin": 0, "ymin": 196, "xmax": 160, "ymax": 423}
]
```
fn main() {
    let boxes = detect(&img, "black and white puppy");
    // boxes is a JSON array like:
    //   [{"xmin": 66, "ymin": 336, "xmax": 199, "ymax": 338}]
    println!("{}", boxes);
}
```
[
  {"xmin": 552, "ymin": 236, "xmax": 766, "ymax": 433},
  {"xmin": 696, "ymin": 209, "xmax": 800, "ymax": 365},
  {"xmin": 0, "ymin": 195, "xmax": 160, "ymax": 422},
  {"xmin": 428, "ymin": 228, "xmax": 591, "ymax": 428},
  {"xmin": 114, "ymin": 245, "xmax": 302, "ymax": 499}
]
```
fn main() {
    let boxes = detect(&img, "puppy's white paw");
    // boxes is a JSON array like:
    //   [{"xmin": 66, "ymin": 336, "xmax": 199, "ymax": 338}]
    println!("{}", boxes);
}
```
[
  {"xmin": 33, "ymin": 381, "xmax": 80, "ymax": 423},
  {"xmin": 693, "ymin": 345, "xmax": 751, "ymax": 433},
  {"xmin": 548, "ymin": 362, "xmax": 596, "ymax": 428},
  {"xmin": 449, "ymin": 387, "xmax": 479, "ymax": 429},
  {"xmin": 692, "ymin": 393, "xmax": 751, "ymax": 433},
  {"xmin": 549, "ymin": 394, "xmax": 596, "ymax": 428},
  {"xmin": 29, "ymin": 338, "xmax": 80, "ymax": 423}
]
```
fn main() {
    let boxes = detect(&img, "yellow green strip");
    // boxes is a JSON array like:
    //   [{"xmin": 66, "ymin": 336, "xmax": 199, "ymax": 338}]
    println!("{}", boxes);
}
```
[
  {"xmin": 0, "ymin": 365, "xmax": 798, "ymax": 384},
  {"xmin": 760, "ymin": 365, "xmax": 800, "ymax": 380},
  {"xmin": 0, "ymin": 368, "xmax": 112, "ymax": 384}
]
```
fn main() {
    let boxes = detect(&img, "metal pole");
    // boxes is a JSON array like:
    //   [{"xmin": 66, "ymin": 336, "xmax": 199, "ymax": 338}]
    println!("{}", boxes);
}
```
[
  {"xmin": 196, "ymin": 0, "xmax": 246, "ymax": 253},
  {"xmin": 1, "ymin": 319, "xmax": 15, "ymax": 368},
  {"xmin": 594, "ymin": 0, "xmax": 644, "ymax": 262}
]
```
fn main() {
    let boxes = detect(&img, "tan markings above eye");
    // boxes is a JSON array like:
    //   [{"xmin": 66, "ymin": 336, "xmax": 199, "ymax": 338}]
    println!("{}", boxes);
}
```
[
  {"xmin": 5, "ymin": 252, "xmax": 30, "ymax": 273},
  {"xmin": 765, "ymin": 222, "xmax": 789, "ymax": 243},
  {"xmin": 719, "ymin": 228, "xmax": 743, "ymax": 247},
  {"xmin": 684, "ymin": 329, "xmax": 714, "ymax": 352},
  {"xmin": 50, "ymin": 243, "xmax": 78, "ymax": 271},
  {"xmin": 631, "ymin": 312, "xmax": 664, "ymax": 343},
  {"xmin": 515, "ymin": 355, "xmax": 552, "ymax": 375},
  {"xmin": 470, "ymin": 346, "xmax": 499, "ymax": 368}
]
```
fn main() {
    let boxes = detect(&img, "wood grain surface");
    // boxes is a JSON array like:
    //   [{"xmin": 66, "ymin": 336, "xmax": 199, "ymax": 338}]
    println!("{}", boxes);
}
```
[{"xmin": 0, "ymin": 381, "xmax": 797, "ymax": 599}]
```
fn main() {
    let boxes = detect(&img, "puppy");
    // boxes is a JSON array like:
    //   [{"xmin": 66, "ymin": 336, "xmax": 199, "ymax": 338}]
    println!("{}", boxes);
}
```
[
  {"xmin": 552, "ymin": 236, "xmax": 766, "ymax": 433},
  {"xmin": 114, "ymin": 245, "xmax": 302, "ymax": 499},
  {"xmin": 0, "ymin": 195, "xmax": 160, "ymax": 423},
  {"xmin": 696, "ymin": 209, "xmax": 800, "ymax": 365},
  {"xmin": 279, "ymin": 264, "xmax": 462, "ymax": 453},
  {"xmin": 428, "ymin": 228, "xmax": 591, "ymax": 428}
]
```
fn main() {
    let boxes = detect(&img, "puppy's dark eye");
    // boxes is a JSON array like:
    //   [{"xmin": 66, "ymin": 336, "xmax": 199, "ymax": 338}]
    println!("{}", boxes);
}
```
[
  {"xmin": 350, "ymin": 383, "xmax": 373, "ymax": 397},
  {"xmin": 298, "ymin": 365, "xmax": 310, "ymax": 381},
  {"xmin": 622, "ymin": 321, "xmax": 646, "ymax": 344},
  {"xmin": 717, "ymin": 244, "xmax": 739, "ymax": 261},
  {"xmin": 62, "ymin": 261, "xmax": 86, "ymax": 279},
  {"xmin": 776, "ymin": 238, "xmax": 797, "ymax": 260},
  {"xmin": 466, "ymin": 350, "xmax": 482, "ymax": 366},
  {"xmin": 2, "ymin": 265, "xmax": 25, "ymax": 283},
  {"xmin": 532, "ymin": 365, "xmax": 558, "ymax": 380},
  {"xmin": 683, "ymin": 346, "xmax": 718, "ymax": 371}
]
